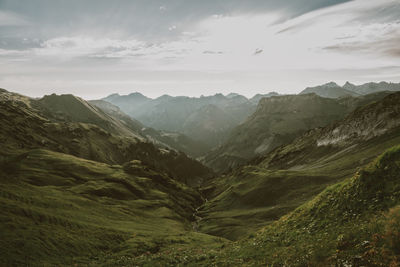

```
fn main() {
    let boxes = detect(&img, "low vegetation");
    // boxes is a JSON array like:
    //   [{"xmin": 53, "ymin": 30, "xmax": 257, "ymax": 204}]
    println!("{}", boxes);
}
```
[{"xmin": 1, "ymin": 88, "xmax": 400, "ymax": 265}]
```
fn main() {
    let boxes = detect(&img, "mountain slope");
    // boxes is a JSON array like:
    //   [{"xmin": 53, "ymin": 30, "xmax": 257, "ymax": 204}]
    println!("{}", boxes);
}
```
[
  {"xmin": 0, "ymin": 89, "xmax": 221, "ymax": 265},
  {"xmin": 203, "ymin": 93, "xmax": 349, "ymax": 173},
  {"xmin": 182, "ymin": 104, "xmax": 236, "ymax": 146},
  {"xmin": 204, "ymin": 145, "xmax": 400, "ymax": 266},
  {"xmin": 141, "ymin": 127, "xmax": 210, "ymax": 158},
  {"xmin": 196, "ymin": 92, "xmax": 400, "ymax": 240},
  {"xmin": 0, "ymin": 89, "xmax": 211, "ymax": 186},
  {"xmin": 204, "ymin": 91, "xmax": 393, "ymax": 173},
  {"xmin": 129, "ymin": 144, "xmax": 400, "ymax": 266},
  {"xmin": 90, "ymin": 99, "xmax": 208, "ymax": 158},
  {"xmin": 102, "ymin": 92, "xmax": 151, "ymax": 116}
]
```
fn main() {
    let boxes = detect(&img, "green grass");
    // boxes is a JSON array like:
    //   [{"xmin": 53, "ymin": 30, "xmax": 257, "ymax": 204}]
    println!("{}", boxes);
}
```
[
  {"xmin": 0, "ymin": 149, "xmax": 225, "ymax": 265},
  {"xmin": 129, "ymin": 145, "xmax": 400, "ymax": 266}
]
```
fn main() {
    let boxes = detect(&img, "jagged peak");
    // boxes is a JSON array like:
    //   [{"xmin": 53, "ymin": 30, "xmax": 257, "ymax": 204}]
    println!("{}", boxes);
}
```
[{"xmin": 343, "ymin": 81, "xmax": 355, "ymax": 86}]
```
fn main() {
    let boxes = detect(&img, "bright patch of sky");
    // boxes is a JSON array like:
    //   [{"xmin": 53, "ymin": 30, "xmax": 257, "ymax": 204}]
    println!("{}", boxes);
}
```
[{"xmin": 0, "ymin": 0, "xmax": 399, "ymax": 99}]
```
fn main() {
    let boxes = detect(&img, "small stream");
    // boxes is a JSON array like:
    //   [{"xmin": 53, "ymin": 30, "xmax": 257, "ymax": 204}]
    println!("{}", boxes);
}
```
[
  {"xmin": 192, "ymin": 206, "xmax": 203, "ymax": 231},
  {"xmin": 192, "ymin": 198, "xmax": 207, "ymax": 231}
]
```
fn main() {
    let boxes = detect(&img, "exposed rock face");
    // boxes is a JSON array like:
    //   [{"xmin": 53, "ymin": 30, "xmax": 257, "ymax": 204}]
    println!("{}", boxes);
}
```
[
  {"xmin": 317, "ymin": 92, "xmax": 400, "ymax": 146},
  {"xmin": 260, "ymin": 92, "xmax": 400, "ymax": 170}
]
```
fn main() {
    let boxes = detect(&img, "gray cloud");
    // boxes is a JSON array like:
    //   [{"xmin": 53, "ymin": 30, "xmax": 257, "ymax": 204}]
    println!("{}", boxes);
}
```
[
  {"xmin": 0, "ymin": 0, "xmax": 353, "ymax": 62},
  {"xmin": 0, "ymin": 0, "xmax": 351, "ymax": 40},
  {"xmin": 1, "ymin": 0, "xmax": 400, "ymax": 99},
  {"xmin": 323, "ymin": 29, "xmax": 400, "ymax": 58}
]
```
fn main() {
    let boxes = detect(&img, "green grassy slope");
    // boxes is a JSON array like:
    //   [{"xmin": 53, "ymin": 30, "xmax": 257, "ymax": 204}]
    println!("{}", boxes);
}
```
[
  {"xmin": 206, "ymin": 144, "xmax": 400, "ymax": 266},
  {"xmin": 0, "ymin": 149, "xmax": 224, "ymax": 265},
  {"xmin": 132, "ymin": 144, "xmax": 400, "ymax": 266},
  {"xmin": 197, "ymin": 132, "xmax": 400, "ymax": 241}
]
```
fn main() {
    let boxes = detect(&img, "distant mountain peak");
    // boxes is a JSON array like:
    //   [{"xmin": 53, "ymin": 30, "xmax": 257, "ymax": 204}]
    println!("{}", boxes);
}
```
[
  {"xmin": 128, "ymin": 92, "xmax": 147, "ymax": 98},
  {"xmin": 342, "ymin": 81, "xmax": 356, "ymax": 90},
  {"xmin": 249, "ymin": 92, "xmax": 279, "ymax": 104},
  {"xmin": 226, "ymin": 93, "xmax": 240, "ymax": 98},
  {"xmin": 323, "ymin": 81, "xmax": 340, "ymax": 87},
  {"xmin": 300, "ymin": 82, "xmax": 358, "ymax": 98},
  {"xmin": 107, "ymin": 93, "xmax": 120, "ymax": 97},
  {"xmin": 343, "ymin": 81, "xmax": 354, "ymax": 86}
]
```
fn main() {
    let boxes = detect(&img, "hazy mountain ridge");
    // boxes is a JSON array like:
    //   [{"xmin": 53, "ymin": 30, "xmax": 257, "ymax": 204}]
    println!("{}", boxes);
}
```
[
  {"xmin": 89, "ymin": 99, "xmax": 208, "ymax": 158},
  {"xmin": 300, "ymin": 81, "xmax": 400, "ymax": 98},
  {"xmin": 102, "ymin": 92, "xmax": 278, "ymax": 149}
]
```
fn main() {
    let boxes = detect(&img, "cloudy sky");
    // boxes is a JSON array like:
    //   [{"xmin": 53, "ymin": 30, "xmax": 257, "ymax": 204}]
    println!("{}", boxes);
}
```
[{"xmin": 0, "ymin": 0, "xmax": 399, "ymax": 99}]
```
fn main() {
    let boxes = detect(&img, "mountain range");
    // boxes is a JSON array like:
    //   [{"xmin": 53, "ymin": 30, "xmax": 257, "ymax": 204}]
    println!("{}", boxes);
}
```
[
  {"xmin": 103, "ymin": 92, "xmax": 279, "ymax": 149},
  {"xmin": 1, "ymin": 82, "xmax": 400, "ymax": 266},
  {"xmin": 300, "ymin": 81, "xmax": 400, "ymax": 98}
]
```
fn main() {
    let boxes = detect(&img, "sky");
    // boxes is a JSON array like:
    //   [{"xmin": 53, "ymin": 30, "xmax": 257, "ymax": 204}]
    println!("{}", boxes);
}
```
[{"xmin": 0, "ymin": 0, "xmax": 399, "ymax": 99}]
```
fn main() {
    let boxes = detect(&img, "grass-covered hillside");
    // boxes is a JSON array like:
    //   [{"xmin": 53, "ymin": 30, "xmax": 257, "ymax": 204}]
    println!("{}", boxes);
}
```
[
  {"xmin": 196, "ymin": 92, "xmax": 400, "ymax": 241},
  {"xmin": 0, "ymin": 89, "xmax": 211, "ymax": 186},
  {"xmin": 132, "ymin": 145, "xmax": 400, "ymax": 266},
  {"xmin": 0, "ymin": 149, "xmax": 225, "ymax": 265}
]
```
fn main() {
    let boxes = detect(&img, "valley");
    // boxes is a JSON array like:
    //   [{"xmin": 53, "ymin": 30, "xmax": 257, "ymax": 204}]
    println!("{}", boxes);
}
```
[
  {"xmin": 1, "ymin": 82, "xmax": 400, "ymax": 266},
  {"xmin": 2, "ymin": 0, "xmax": 400, "ymax": 265}
]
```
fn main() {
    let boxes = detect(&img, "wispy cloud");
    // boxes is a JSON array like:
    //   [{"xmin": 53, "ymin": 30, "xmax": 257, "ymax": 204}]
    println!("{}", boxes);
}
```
[
  {"xmin": 0, "ymin": 0, "xmax": 399, "ymax": 98},
  {"xmin": 0, "ymin": 10, "xmax": 29, "ymax": 26}
]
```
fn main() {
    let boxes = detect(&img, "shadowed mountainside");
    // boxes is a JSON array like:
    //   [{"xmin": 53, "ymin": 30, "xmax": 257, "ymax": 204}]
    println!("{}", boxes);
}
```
[{"xmin": 203, "ymin": 91, "xmax": 392, "ymax": 173}]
